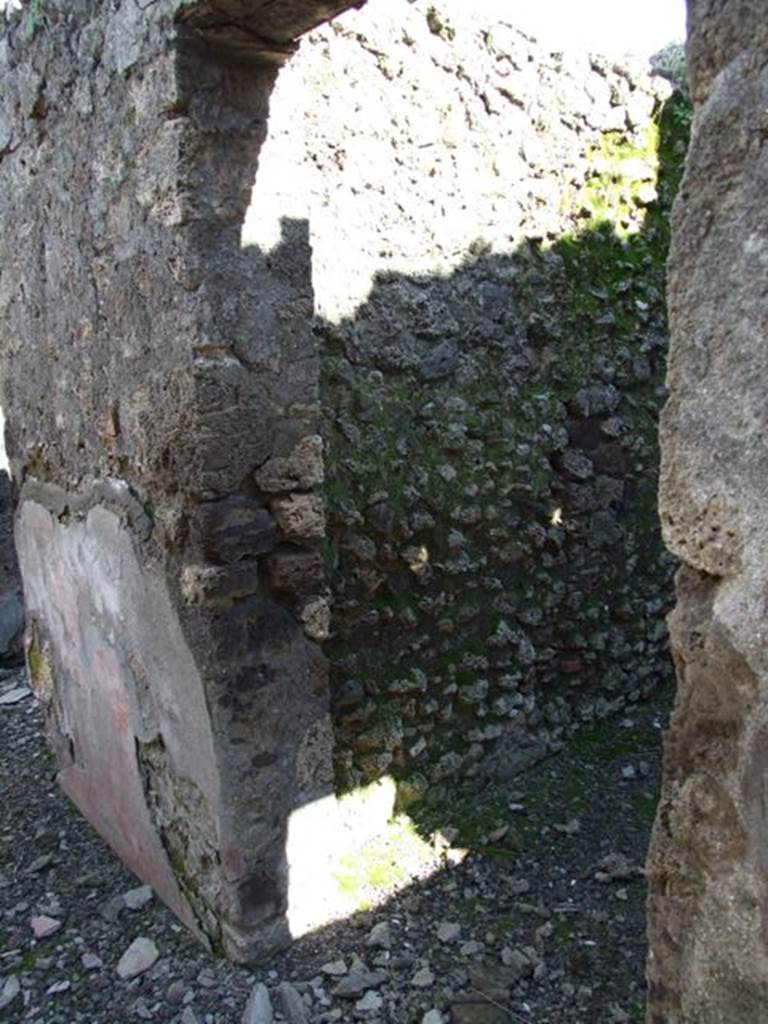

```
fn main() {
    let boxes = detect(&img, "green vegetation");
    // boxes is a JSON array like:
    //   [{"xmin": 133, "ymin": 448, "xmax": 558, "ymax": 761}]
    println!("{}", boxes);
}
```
[
  {"xmin": 410, "ymin": 679, "xmax": 674, "ymax": 852},
  {"xmin": 323, "ymin": 82, "xmax": 691, "ymax": 798},
  {"xmin": 332, "ymin": 814, "xmax": 435, "ymax": 911}
]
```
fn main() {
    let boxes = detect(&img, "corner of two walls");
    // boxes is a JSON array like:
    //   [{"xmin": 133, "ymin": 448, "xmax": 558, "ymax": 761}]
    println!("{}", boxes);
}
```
[
  {"xmin": 0, "ymin": 0, "xmax": 693, "ymax": 969},
  {"xmin": 261, "ymin": 1, "xmax": 686, "ymax": 818}
]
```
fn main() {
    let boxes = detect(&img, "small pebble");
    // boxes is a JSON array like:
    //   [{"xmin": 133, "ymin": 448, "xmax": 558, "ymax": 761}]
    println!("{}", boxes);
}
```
[
  {"xmin": 46, "ymin": 980, "xmax": 71, "ymax": 995},
  {"xmin": 366, "ymin": 921, "xmax": 391, "ymax": 949},
  {"xmin": 167, "ymin": 980, "xmax": 187, "ymax": 1004},
  {"xmin": 437, "ymin": 921, "xmax": 461, "ymax": 943},
  {"xmin": 242, "ymin": 982, "xmax": 274, "ymax": 1024},
  {"xmin": 411, "ymin": 967, "xmax": 435, "ymax": 988},
  {"xmin": 355, "ymin": 990, "xmax": 382, "ymax": 1012},
  {"xmin": 0, "ymin": 976, "xmax": 20, "ymax": 1010},
  {"xmin": 26, "ymin": 853, "xmax": 54, "ymax": 874},
  {"xmin": 30, "ymin": 914, "xmax": 61, "ymax": 938},
  {"xmin": 124, "ymin": 884, "xmax": 154, "ymax": 911},
  {"xmin": 276, "ymin": 981, "xmax": 309, "ymax": 1024},
  {"xmin": 0, "ymin": 686, "xmax": 30, "ymax": 705},
  {"xmin": 321, "ymin": 960, "xmax": 347, "ymax": 976}
]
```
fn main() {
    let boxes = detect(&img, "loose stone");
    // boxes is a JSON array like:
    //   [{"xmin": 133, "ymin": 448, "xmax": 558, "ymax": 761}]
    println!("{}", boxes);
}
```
[
  {"xmin": 242, "ymin": 982, "xmax": 274, "ymax": 1024},
  {"xmin": 354, "ymin": 990, "xmax": 383, "ymax": 1013},
  {"xmin": 366, "ymin": 920, "xmax": 391, "ymax": 949},
  {"xmin": 0, "ymin": 687, "xmax": 30, "ymax": 706},
  {"xmin": 437, "ymin": 921, "xmax": 462, "ymax": 943},
  {"xmin": 30, "ymin": 914, "xmax": 62, "ymax": 938},
  {"xmin": 124, "ymin": 884, "xmax": 154, "ymax": 911},
  {"xmin": 276, "ymin": 981, "xmax": 309, "ymax": 1024},
  {"xmin": 333, "ymin": 969, "xmax": 387, "ymax": 998},
  {"xmin": 321, "ymin": 960, "xmax": 348, "ymax": 976},
  {"xmin": 0, "ymin": 976, "xmax": 20, "ymax": 1010},
  {"xmin": 411, "ymin": 967, "xmax": 435, "ymax": 988},
  {"xmin": 116, "ymin": 937, "xmax": 159, "ymax": 980}
]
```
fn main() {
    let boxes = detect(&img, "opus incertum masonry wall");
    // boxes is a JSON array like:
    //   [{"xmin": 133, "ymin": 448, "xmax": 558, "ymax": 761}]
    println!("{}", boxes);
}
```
[
  {"xmin": 0, "ymin": 0, "xmax": 699, "ymax": 973},
  {"xmin": 263, "ymin": 6, "xmax": 684, "ymax": 803}
]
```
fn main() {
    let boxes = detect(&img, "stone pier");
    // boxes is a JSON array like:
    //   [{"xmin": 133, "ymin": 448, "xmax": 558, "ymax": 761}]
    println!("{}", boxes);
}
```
[
  {"xmin": 647, "ymin": 0, "xmax": 768, "ymax": 1020},
  {"xmin": 0, "ymin": 0, "xmax": 362, "ymax": 962}
]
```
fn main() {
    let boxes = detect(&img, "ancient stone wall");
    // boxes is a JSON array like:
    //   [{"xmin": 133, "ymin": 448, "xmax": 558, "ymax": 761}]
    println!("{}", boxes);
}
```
[
  {"xmin": 0, "ymin": 0, "xmax": 692, "ymax": 966},
  {"xmin": 0, "ymin": 0, "xmax": 361, "ymax": 962},
  {"xmin": 647, "ymin": 1, "xmax": 768, "ymax": 1020},
  {"xmin": 251, "ymin": 3, "xmax": 688, "ymax": 804}
]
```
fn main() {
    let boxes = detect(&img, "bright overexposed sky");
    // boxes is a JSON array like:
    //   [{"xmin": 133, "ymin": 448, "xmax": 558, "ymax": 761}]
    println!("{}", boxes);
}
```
[{"xmin": 484, "ymin": 0, "xmax": 686, "ymax": 57}]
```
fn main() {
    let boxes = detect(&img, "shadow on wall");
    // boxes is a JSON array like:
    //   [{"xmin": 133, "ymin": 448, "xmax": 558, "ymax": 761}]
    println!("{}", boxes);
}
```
[
  {"xmin": 254, "ymin": 86, "xmax": 691, "ymax": 1018},
  {"xmin": 0, "ymin": 471, "xmax": 23, "ymax": 666},
  {"xmin": 313, "ymin": 90, "xmax": 692, "ymax": 813}
]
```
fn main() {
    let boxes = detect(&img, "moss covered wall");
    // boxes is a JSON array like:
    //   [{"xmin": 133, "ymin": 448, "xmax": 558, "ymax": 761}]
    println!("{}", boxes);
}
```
[{"xmin": 249, "ymin": 2, "xmax": 691, "ymax": 804}]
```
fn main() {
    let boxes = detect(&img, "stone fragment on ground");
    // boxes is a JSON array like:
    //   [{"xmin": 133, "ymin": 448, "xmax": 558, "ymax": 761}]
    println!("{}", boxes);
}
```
[
  {"xmin": 99, "ymin": 893, "xmax": 126, "ymax": 922},
  {"xmin": 26, "ymin": 852, "xmax": 54, "ymax": 873},
  {"xmin": 437, "ymin": 921, "xmax": 462, "ymax": 943},
  {"xmin": 411, "ymin": 966, "xmax": 435, "ymax": 988},
  {"xmin": 0, "ymin": 686, "xmax": 30, "ymax": 705},
  {"xmin": 594, "ymin": 852, "xmax": 641, "ymax": 882},
  {"xmin": 276, "ymin": 980, "xmax": 309, "ymax": 1024},
  {"xmin": 450, "ymin": 997, "xmax": 509, "ymax": 1024},
  {"xmin": 30, "ymin": 914, "xmax": 62, "ymax": 938},
  {"xmin": 124, "ymin": 883, "xmax": 154, "ymax": 910},
  {"xmin": 0, "ymin": 975, "xmax": 20, "ymax": 1010},
  {"xmin": 366, "ymin": 920, "xmax": 391, "ymax": 949},
  {"xmin": 116, "ymin": 936, "xmax": 159, "ymax": 980},
  {"xmin": 332, "ymin": 967, "xmax": 387, "ymax": 998},
  {"xmin": 243, "ymin": 982, "xmax": 274, "ymax": 1024},
  {"xmin": 355, "ymin": 989, "xmax": 383, "ymax": 1013},
  {"xmin": 321, "ymin": 959, "xmax": 348, "ymax": 976},
  {"xmin": 422, "ymin": 1011, "xmax": 445, "ymax": 1024},
  {"xmin": 46, "ymin": 979, "xmax": 71, "ymax": 995}
]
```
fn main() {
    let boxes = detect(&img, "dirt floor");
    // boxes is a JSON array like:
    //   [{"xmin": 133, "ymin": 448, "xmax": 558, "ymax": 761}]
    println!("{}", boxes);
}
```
[{"xmin": 0, "ymin": 666, "xmax": 672, "ymax": 1023}]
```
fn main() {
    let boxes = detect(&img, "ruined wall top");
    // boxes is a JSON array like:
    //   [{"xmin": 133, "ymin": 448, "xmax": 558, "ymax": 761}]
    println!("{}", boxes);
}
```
[
  {"xmin": 177, "ymin": 0, "xmax": 367, "ymax": 48},
  {"xmin": 0, "ymin": 0, "xmax": 366, "ymax": 65}
]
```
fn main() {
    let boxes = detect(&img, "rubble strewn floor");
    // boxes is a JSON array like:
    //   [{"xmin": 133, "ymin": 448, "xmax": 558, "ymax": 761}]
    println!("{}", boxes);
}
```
[{"xmin": 0, "ymin": 667, "xmax": 671, "ymax": 1024}]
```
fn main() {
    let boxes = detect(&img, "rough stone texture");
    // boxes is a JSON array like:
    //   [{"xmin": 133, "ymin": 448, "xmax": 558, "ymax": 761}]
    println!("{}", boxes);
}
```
[
  {"xmin": 250, "ymin": 3, "xmax": 686, "ymax": 801},
  {"xmin": 0, "ymin": 0, "xmax": 690, "ymax": 968},
  {"xmin": 646, "ymin": 1, "xmax": 768, "ymax": 1021},
  {"xmin": 0, "ymin": 0, "xmax": 361, "ymax": 962}
]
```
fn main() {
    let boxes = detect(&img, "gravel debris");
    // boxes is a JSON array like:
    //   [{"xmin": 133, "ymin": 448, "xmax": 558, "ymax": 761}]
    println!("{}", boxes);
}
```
[{"xmin": 0, "ymin": 666, "xmax": 669, "ymax": 1023}]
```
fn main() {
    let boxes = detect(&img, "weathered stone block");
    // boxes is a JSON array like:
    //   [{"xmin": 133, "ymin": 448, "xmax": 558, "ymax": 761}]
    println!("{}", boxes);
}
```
[
  {"xmin": 270, "ymin": 493, "xmax": 325, "ymax": 542},
  {"xmin": 196, "ymin": 497, "xmax": 278, "ymax": 564},
  {"xmin": 265, "ymin": 548, "xmax": 325, "ymax": 594},
  {"xmin": 647, "ymin": 1, "xmax": 768, "ymax": 1020}
]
